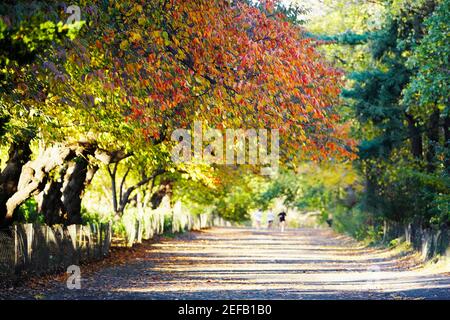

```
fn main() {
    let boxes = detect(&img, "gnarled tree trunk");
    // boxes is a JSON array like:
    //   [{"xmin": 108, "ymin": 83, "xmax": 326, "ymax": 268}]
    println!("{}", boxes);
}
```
[
  {"xmin": 61, "ymin": 156, "xmax": 95, "ymax": 225},
  {"xmin": 37, "ymin": 147, "xmax": 98, "ymax": 226},
  {"xmin": 3, "ymin": 144, "xmax": 82, "ymax": 224},
  {"xmin": 37, "ymin": 166, "xmax": 67, "ymax": 225},
  {"xmin": 0, "ymin": 138, "xmax": 32, "ymax": 225}
]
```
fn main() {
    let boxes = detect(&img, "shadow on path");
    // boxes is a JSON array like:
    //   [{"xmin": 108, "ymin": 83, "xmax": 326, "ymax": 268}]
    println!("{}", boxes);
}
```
[{"xmin": 4, "ymin": 227, "xmax": 450, "ymax": 300}]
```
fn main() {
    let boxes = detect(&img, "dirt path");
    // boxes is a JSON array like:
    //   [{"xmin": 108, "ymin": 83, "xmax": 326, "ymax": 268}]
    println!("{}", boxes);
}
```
[{"xmin": 3, "ymin": 227, "xmax": 450, "ymax": 300}]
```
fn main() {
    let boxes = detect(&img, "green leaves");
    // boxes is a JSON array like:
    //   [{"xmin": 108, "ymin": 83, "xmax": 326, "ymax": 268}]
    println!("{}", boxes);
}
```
[
  {"xmin": 307, "ymin": 0, "xmax": 450, "ymax": 233},
  {"xmin": 403, "ymin": 0, "xmax": 450, "ymax": 114}
]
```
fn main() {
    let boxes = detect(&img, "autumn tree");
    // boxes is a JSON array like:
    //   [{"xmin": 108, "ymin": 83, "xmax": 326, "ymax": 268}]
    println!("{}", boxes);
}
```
[
  {"xmin": 1, "ymin": 0, "xmax": 354, "ymax": 226},
  {"xmin": 0, "ymin": 1, "xmax": 84, "ymax": 225},
  {"xmin": 78, "ymin": 0, "xmax": 354, "ymax": 162}
]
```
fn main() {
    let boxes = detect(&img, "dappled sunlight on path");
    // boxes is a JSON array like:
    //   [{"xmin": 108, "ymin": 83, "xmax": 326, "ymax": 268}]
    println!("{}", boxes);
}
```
[
  {"xmin": 8, "ymin": 227, "xmax": 450, "ymax": 300},
  {"xmin": 107, "ymin": 228, "xmax": 449, "ymax": 299}
]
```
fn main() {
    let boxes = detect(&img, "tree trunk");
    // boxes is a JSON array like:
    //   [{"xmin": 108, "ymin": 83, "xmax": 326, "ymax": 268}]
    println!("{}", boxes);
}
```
[
  {"xmin": 83, "ymin": 164, "xmax": 99, "ymax": 198},
  {"xmin": 116, "ymin": 169, "xmax": 166, "ymax": 216},
  {"xmin": 426, "ymin": 109, "xmax": 440, "ymax": 172},
  {"xmin": 61, "ymin": 157, "xmax": 90, "ymax": 225},
  {"xmin": 0, "ymin": 138, "xmax": 32, "ymax": 225},
  {"xmin": 38, "ymin": 170, "xmax": 66, "ymax": 225},
  {"xmin": 4, "ymin": 144, "xmax": 78, "ymax": 224},
  {"xmin": 405, "ymin": 113, "xmax": 423, "ymax": 159},
  {"xmin": 37, "ymin": 158, "xmax": 97, "ymax": 226},
  {"xmin": 107, "ymin": 163, "xmax": 119, "ymax": 215},
  {"xmin": 150, "ymin": 180, "xmax": 172, "ymax": 209},
  {"xmin": 444, "ymin": 114, "xmax": 450, "ymax": 174}
]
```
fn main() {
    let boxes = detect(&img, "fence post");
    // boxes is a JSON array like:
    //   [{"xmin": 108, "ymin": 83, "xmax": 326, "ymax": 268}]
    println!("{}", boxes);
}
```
[
  {"xmin": 136, "ymin": 219, "xmax": 142, "ymax": 244},
  {"xmin": 13, "ymin": 225, "xmax": 18, "ymax": 273},
  {"xmin": 106, "ymin": 222, "xmax": 111, "ymax": 255},
  {"xmin": 25, "ymin": 224, "xmax": 33, "ymax": 264},
  {"xmin": 99, "ymin": 223, "xmax": 103, "ymax": 257}
]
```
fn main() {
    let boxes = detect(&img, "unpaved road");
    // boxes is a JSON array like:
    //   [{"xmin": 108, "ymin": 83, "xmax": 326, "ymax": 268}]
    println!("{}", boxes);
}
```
[{"xmin": 3, "ymin": 227, "xmax": 450, "ymax": 299}]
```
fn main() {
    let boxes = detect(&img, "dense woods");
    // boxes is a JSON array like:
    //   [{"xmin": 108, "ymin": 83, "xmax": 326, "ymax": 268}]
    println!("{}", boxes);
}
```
[{"xmin": 312, "ymin": 0, "xmax": 449, "ymax": 240}]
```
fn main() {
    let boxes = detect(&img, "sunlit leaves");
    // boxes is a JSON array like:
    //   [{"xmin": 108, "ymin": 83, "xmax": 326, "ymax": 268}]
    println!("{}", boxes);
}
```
[
  {"xmin": 73, "ymin": 0, "xmax": 355, "ymax": 164},
  {"xmin": 402, "ymin": 0, "xmax": 450, "ymax": 117}
]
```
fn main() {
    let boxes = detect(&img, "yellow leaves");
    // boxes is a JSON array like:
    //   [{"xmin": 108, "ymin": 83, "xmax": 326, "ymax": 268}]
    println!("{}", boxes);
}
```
[
  {"xmin": 172, "ymin": 36, "xmax": 181, "ymax": 47},
  {"xmin": 150, "ymin": 30, "xmax": 165, "ymax": 46},
  {"xmin": 305, "ymin": 103, "xmax": 314, "ymax": 113},
  {"xmin": 129, "ymin": 31, "xmax": 142, "ymax": 42},
  {"xmin": 175, "ymin": 49, "xmax": 186, "ymax": 61},
  {"xmin": 125, "ymin": 4, "xmax": 143, "ymax": 16},
  {"xmin": 193, "ymin": 75, "xmax": 208, "ymax": 86},
  {"xmin": 162, "ymin": 31, "xmax": 171, "ymax": 46},
  {"xmin": 151, "ymin": 30, "xmax": 161, "ymax": 38},
  {"xmin": 138, "ymin": 16, "xmax": 146, "ymax": 26},
  {"xmin": 298, "ymin": 128, "xmax": 306, "ymax": 141},
  {"xmin": 47, "ymin": 94, "xmax": 59, "ymax": 103},
  {"xmin": 120, "ymin": 40, "xmax": 129, "ymax": 50},
  {"xmin": 297, "ymin": 115, "xmax": 308, "ymax": 123},
  {"xmin": 296, "ymin": 162, "xmax": 360, "ymax": 189},
  {"xmin": 235, "ymin": 94, "xmax": 244, "ymax": 103}
]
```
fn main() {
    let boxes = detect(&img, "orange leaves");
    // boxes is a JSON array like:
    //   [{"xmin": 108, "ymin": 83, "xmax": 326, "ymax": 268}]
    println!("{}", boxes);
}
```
[
  {"xmin": 125, "ymin": 63, "xmax": 136, "ymax": 74},
  {"xmin": 83, "ymin": 0, "xmax": 353, "ymax": 162}
]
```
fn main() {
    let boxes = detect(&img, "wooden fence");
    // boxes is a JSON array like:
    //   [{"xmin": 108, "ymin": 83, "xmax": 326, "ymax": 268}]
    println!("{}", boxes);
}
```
[
  {"xmin": 382, "ymin": 221, "xmax": 450, "ymax": 261},
  {"xmin": 0, "ymin": 207, "xmax": 229, "ymax": 282},
  {"xmin": 0, "ymin": 222, "xmax": 111, "ymax": 281}
]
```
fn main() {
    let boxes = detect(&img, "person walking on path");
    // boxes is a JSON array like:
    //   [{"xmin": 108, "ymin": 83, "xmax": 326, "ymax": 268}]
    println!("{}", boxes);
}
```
[
  {"xmin": 254, "ymin": 210, "xmax": 262, "ymax": 229},
  {"xmin": 267, "ymin": 211, "xmax": 274, "ymax": 229},
  {"xmin": 278, "ymin": 211, "xmax": 287, "ymax": 232}
]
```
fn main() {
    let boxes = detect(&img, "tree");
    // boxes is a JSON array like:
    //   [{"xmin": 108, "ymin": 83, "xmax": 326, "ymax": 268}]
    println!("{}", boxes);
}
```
[
  {"xmin": 301, "ymin": 0, "xmax": 449, "ymax": 238},
  {"xmin": 77, "ymin": 0, "xmax": 354, "ymax": 163},
  {"xmin": 0, "ymin": 2, "xmax": 83, "ymax": 224},
  {"xmin": 403, "ymin": 0, "xmax": 450, "ymax": 173},
  {"xmin": 0, "ymin": 0, "xmax": 355, "ymax": 227}
]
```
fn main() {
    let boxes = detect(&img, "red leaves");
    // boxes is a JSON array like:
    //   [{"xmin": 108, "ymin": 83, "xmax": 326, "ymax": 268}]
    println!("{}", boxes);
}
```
[
  {"xmin": 85, "ymin": 0, "xmax": 354, "ymax": 162},
  {"xmin": 301, "ymin": 74, "xmax": 308, "ymax": 85}
]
